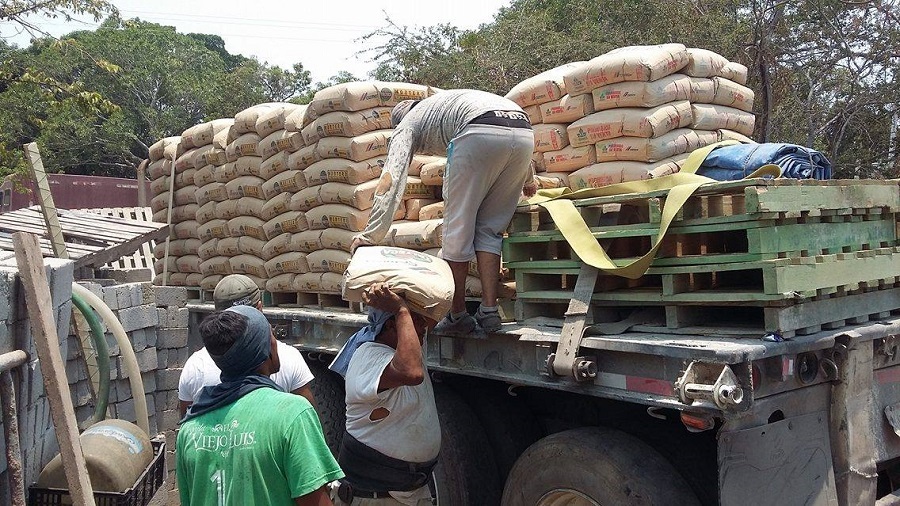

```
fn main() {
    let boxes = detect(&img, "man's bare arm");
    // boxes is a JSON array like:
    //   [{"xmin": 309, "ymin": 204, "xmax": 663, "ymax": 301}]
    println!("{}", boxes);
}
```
[{"xmin": 294, "ymin": 485, "xmax": 333, "ymax": 506}]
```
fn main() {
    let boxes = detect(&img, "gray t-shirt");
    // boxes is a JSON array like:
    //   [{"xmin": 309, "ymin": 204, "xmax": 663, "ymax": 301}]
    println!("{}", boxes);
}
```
[{"xmin": 357, "ymin": 89, "xmax": 525, "ymax": 245}]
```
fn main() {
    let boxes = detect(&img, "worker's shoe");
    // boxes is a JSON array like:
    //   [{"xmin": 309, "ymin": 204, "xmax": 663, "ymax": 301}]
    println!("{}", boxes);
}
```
[
  {"xmin": 433, "ymin": 311, "xmax": 477, "ymax": 336},
  {"xmin": 475, "ymin": 306, "xmax": 502, "ymax": 332}
]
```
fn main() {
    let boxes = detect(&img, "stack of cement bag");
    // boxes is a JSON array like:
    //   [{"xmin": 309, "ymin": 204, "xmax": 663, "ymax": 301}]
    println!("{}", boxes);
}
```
[{"xmin": 682, "ymin": 48, "xmax": 754, "ymax": 142}]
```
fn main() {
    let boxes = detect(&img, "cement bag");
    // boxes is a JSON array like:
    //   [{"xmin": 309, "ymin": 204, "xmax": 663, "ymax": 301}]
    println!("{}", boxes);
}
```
[
  {"xmin": 258, "ymin": 130, "xmax": 304, "ymax": 160},
  {"xmin": 260, "ymin": 151, "xmax": 290, "ymax": 179},
  {"xmin": 288, "ymin": 144, "xmax": 322, "ymax": 172},
  {"xmin": 210, "ymin": 199, "xmax": 235, "ymax": 221},
  {"xmin": 147, "ymin": 159, "xmax": 169, "ymax": 180},
  {"xmin": 306, "ymin": 204, "xmax": 370, "ymax": 231},
  {"xmin": 236, "ymin": 197, "xmax": 265, "ymax": 219},
  {"xmin": 304, "ymin": 157, "xmax": 385, "ymax": 185},
  {"xmin": 186, "ymin": 119, "xmax": 234, "ymax": 148},
  {"xmin": 201, "ymin": 275, "xmax": 224, "ymax": 291},
  {"xmin": 684, "ymin": 48, "xmax": 729, "ymax": 78},
  {"xmin": 307, "ymin": 249, "xmax": 351, "ymax": 274},
  {"xmin": 505, "ymin": 62, "xmax": 586, "ymax": 107},
  {"xmin": 532, "ymin": 152, "xmax": 546, "ymax": 172},
  {"xmin": 563, "ymin": 43, "xmax": 689, "ymax": 95},
  {"xmin": 717, "ymin": 129, "xmax": 755, "ymax": 143},
  {"xmin": 535, "ymin": 172, "xmax": 570, "ymax": 189},
  {"xmin": 264, "ymin": 211, "xmax": 309, "ymax": 239},
  {"xmin": 418, "ymin": 202, "xmax": 444, "ymax": 221},
  {"xmin": 233, "ymin": 103, "xmax": 280, "ymax": 136},
  {"xmin": 404, "ymin": 177, "xmax": 437, "ymax": 199},
  {"xmin": 263, "ymin": 170, "xmax": 307, "ymax": 199},
  {"xmin": 227, "ymin": 216, "xmax": 267, "ymax": 241},
  {"xmin": 149, "ymin": 137, "xmax": 180, "ymax": 162},
  {"xmin": 320, "ymin": 180, "xmax": 378, "ymax": 210},
  {"xmin": 164, "ymin": 238, "xmax": 202, "ymax": 257},
  {"xmin": 312, "ymin": 107, "xmax": 392, "ymax": 137},
  {"xmin": 309, "ymin": 82, "xmax": 381, "ymax": 114},
  {"xmin": 149, "ymin": 192, "xmax": 170, "ymax": 213},
  {"xmin": 567, "ymin": 101, "xmax": 692, "ymax": 148},
  {"xmin": 266, "ymin": 273, "xmax": 296, "ymax": 292},
  {"xmin": 540, "ymin": 94, "xmax": 594, "ymax": 124},
  {"xmin": 290, "ymin": 186, "xmax": 323, "ymax": 212},
  {"xmin": 239, "ymin": 236, "xmax": 267, "ymax": 258},
  {"xmin": 194, "ymin": 165, "xmax": 216, "ymax": 186},
  {"xmin": 265, "ymin": 252, "xmax": 310, "ymax": 275},
  {"xmin": 173, "ymin": 149, "xmax": 198, "ymax": 174},
  {"xmin": 225, "ymin": 176, "xmax": 265, "ymax": 200},
  {"xmin": 543, "ymin": 145, "xmax": 597, "ymax": 173},
  {"xmin": 342, "ymin": 246, "xmax": 454, "ymax": 321},
  {"xmin": 419, "ymin": 161, "xmax": 445, "ymax": 186},
  {"xmin": 316, "ymin": 129, "xmax": 392, "ymax": 162},
  {"xmin": 151, "ymin": 209, "xmax": 168, "ymax": 223},
  {"xmin": 375, "ymin": 81, "xmax": 435, "ymax": 107},
  {"xmin": 154, "ymin": 257, "xmax": 178, "ymax": 274},
  {"xmin": 294, "ymin": 272, "xmax": 325, "ymax": 291},
  {"xmin": 595, "ymin": 128, "xmax": 702, "ymax": 163},
  {"xmin": 688, "ymin": 77, "xmax": 716, "ymax": 104},
  {"xmin": 190, "ymin": 146, "xmax": 216, "ymax": 170},
  {"xmin": 284, "ymin": 105, "xmax": 310, "ymax": 132},
  {"xmin": 171, "ymin": 204, "xmax": 199, "ymax": 222},
  {"xmin": 390, "ymin": 219, "xmax": 443, "ymax": 249},
  {"xmin": 216, "ymin": 237, "xmax": 241, "ymax": 257},
  {"xmin": 225, "ymin": 133, "xmax": 261, "ymax": 163},
  {"xmin": 320, "ymin": 272, "xmax": 344, "ymax": 293},
  {"xmin": 229, "ymin": 254, "xmax": 268, "ymax": 279},
  {"xmin": 259, "ymin": 192, "xmax": 294, "ymax": 221},
  {"xmin": 198, "ymin": 219, "xmax": 229, "ymax": 241},
  {"xmin": 204, "ymin": 148, "xmax": 228, "ymax": 167},
  {"xmin": 721, "ymin": 62, "xmax": 748, "ymax": 86},
  {"xmin": 408, "ymin": 155, "xmax": 441, "ymax": 176},
  {"xmin": 568, "ymin": 155, "xmax": 688, "ymax": 189},
  {"xmin": 262, "ymin": 233, "xmax": 293, "ymax": 260},
  {"xmin": 464, "ymin": 276, "xmax": 517, "ymax": 298},
  {"xmin": 591, "ymin": 74, "xmax": 690, "ymax": 111},
  {"xmin": 196, "ymin": 182, "xmax": 228, "ymax": 205},
  {"xmin": 150, "ymin": 176, "xmax": 170, "ymax": 196},
  {"xmin": 301, "ymin": 122, "xmax": 320, "ymax": 147},
  {"xmin": 256, "ymin": 104, "xmax": 299, "ymax": 138},
  {"xmin": 175, "ymin": 169, "xmax": 196, "ymax": 188},
  {"xmin": 320, "ymin": 228, "xmax": 356, "ymax": 252},
  {"xmin": 404, "ymin": 198, "xmax": 439, "ymax": 220},
  {"xmin": 163, "ymin": 139, "xmax": 181, "ymax": 161},
  {"xmin": 523, "ymin": 105, "xmax": 542, "ymax": 124},
  {"xmin": 533, "ymin": 124, "xmax": 570, "ymax": 153},
  {"xmin": 198, "ymin": 239, "xmax": 218, "ymax": 261},
  {"xmin": 691, "ymin": 104, "xmax": 755, "ymax": 136},
  {"xmin": 292, "ymin": 230, "xmax": 324, "ymax": 253},
  {"xmin": 234, "ymin": 156, "xmax": 263, "ymax": 177},
  {"xmin": 201, "ymin": 256, "xmax": 234, "ymax": 276},
  {"xmin": 173, "ymin": 221, "xmax": 199, "ymax": 240}
]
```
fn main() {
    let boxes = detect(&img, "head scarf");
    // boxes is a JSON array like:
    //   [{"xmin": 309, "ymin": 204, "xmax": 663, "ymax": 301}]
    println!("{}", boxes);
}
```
[
  {"xmin": 328, "ymin": 308, "xmax": 393, "ymax": 378},
  {"xmin": 182, "ymin": 306, "xmax": 281, "ymax": 422}
]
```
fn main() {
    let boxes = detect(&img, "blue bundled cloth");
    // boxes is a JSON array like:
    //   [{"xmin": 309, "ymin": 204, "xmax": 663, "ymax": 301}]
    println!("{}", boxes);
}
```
[
  {"xmin": 329, "ymin": 308, "xmax": 394, "ymax": 378},
  {"xmin": 697, "ymin": 143, "xmax": 832, "ymax": 181}
]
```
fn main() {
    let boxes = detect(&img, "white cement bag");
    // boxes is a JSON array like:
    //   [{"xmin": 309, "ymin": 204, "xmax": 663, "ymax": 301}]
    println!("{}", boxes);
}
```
[
  {"xmin": 164, "ymin": 139, "xmax": 181, "ymax": 161},
  {"xmin": 236, "ymin": 197, "xmax": 265, "ymax": 219},
  {"xmin": 259, "ymin": 192, "xmax": 294, "ymax": 221},
  {"xmin": 229, "ymin": 254, "xmax": 268, "ymax": 279},
  {"xmin": 304, "ymin": 157, "xmax": 385, "ymax": 185},
  {"xmin": 301, "ymin": 122, "xmax": 320, "ymax": 147},
  {"xmin": 564, "ymin": 43, "xmax": 689, "ymax": 95},
  {"xmin": 225, "ymin": 176, "xmax": 265, "ymax": 200},
  {"xmin": 591, "ymin": 74, "xmax": 691, "ymax": 111},
  {"xmin": 265, "ymin": 252, "xmax": 310, "ymax": 275},
  {"xmin": 150, "ymin": 192, "xmax": 170, "ymax": 213},
  {"xmin": 150, "ymin": 176, "xmax": 170, "ymax": 196},
  {"xmin": 533, "ymin": 124, "xmax": 570, "ymax": 153},
  {"xmin": 255, "ymin": 104, "xmax": 299, "ymax": 138},
  {"xmin": 721, "ymin": 62, "xmax": 749, "ymax": 86},
  {"xmin": 292, "ymin": 230, "xmax": 324, "ymax": 253},
  {"xmin": 505, "ymin": 62, "xmax": 586, "ymax": 107},
  {"xmin": 404, "ymin": 198, "xmax": 439, "ymax": 220},
  {"xmin": 290, "ymin": 186, "xmax": 324, "ymax": 212},
  {"xmin": 262, "ymin": 233, "xmax": 293, "ymax": 260},
  {"xmin": 568, "ymin": 155, "xmax": 688, "ymax": 189},
  {"xmin": 227, "ymin": 216, "xmax": 267, "ymax": 241},
  {"xmin": 310, "ymin": 82, "xmax": 434, "ymax": 115},
  {"xmin": 418, "ymin": 202, "xmax": 444, "ymax": 221},
  {"xmin": 532, "ymin": 152, "xmax": 546, "ymax": 172},
  {"xmin": 174, "ymin": 148, "xmax": 199, "ymax": 173},
  {"xmin": 307, "ymin": 249, "xmax": 351, "ymax": 274},
  {"xmin": 320, "ymin": 228, "xmax": 357, "ymax": 252},
  {"xmin": 264, "ymin": 211, "xmax": 309, "ymax": 239},
  {"xmin": 147, "ymin": 159, "xmax": 169, "ymax": 180},
  {"xmin": 201, "ymin": 275, "xmax": 224, "ymax": 291},
  {"xmin": 684, "ymin": 48, "xmax": 729, "ymax": 78},
  {"xmin": 419, "ymin": 161, "xmax": 445, "ymax": 186},
  {"xmin": 691, "ymin": 104, "xmax": 755, "ymax": 136},
  {"xmin": 343, "ymin": 246, "xmax": 454, "ymax": 321},
  {"xmin": 688, "ymin": 77, "xmax": 716, "ymax": 104},
  {"xmin": 175, "ymin": 169, "xmax": 196, "ymax": 188},
  {"xmin": 171, "ymin": 204, "xmax": 198, "ymax": 223},
  {"xmin": 567, "ymin": 101, "xmax": 693, "ymax": 148},
  {"xmin": 320, "ymin": 180, "xmax": 378, "ymax": 210},
  {"xmin": 185, "ymin": 119, "xmax": 233, "ymax": 148},
  {"xmin": 284, "ymin": 105, "xmax": 311, "ymax": 132},
  {"xmin": 594, "ymin": 128, "xmax": 708, "ymax": 163},
  {"xmin": 316, "ymin": 130, "xmax": 392, "ymax": 162},
  {"xmin": 216, "ymin": 237, "xmax": 241, "ymax": 257},
  {"xmin": 389, "ymin": 219, "xmax": 443, "ymax": 249},
  {"xmin": 543, "ymin": 145, "xmax": 597, "ymax": 173},
  {"xmin": 313, "ymin": 107, "xmax": 392, "ymax": 138},
  {"xmin": 266, "ymin": 273, "xmax": 296, "ymax": 293},
  {"xmin": 263, "ymin": 170, "xmax": 307, "ymax": 199},
  {"xmin": 540, "ymin": 94, "xmax": 594, "ymax": 124}
]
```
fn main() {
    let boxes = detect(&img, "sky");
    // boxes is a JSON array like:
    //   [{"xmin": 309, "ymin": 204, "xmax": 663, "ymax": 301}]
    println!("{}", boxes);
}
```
[{"xmin": 0, "ymin": 0, "xmax": 512, "ymax": 83}]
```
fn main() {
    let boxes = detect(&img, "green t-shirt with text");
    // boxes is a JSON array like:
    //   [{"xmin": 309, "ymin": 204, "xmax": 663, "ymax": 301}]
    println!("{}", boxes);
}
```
[{"xmin": 177, "ymin": 387, "xmax": 343, "ymax": 505}]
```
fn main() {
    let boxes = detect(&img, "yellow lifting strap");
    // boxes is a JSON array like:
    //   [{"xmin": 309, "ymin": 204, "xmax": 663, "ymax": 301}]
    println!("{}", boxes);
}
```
[{"xmin": 522, "ymin": 141, "xmax": 781, "ymax": 279}]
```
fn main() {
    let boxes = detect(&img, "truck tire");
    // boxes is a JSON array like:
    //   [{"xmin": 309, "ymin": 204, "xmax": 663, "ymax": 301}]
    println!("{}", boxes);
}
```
[
  {"xmin": 307, "ymin": 360, "xmax": 346, "ymax": 457},
  {"xmin": 501, "ymin": 427, "xmax": 701, "ymax": 506},
  {"xmin": 433, "ymin": 385, "xmax": 502, "ymax": 506}
]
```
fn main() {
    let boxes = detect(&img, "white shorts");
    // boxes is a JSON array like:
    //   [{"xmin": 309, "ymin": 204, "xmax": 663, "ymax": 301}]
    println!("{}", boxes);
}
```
[{"xmin": 441, "ymin": 124, "xmax": 533, "ymax": 262}]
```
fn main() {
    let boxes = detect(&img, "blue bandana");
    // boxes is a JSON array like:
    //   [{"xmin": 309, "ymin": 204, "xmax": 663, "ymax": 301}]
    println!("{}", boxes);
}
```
[{"xmin": 329, "ymin": 308, "xmax": 393, "ymax": 378}]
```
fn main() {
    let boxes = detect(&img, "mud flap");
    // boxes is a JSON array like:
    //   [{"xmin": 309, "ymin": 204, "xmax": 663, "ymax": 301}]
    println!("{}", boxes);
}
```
[{"xmin": 718, "ymin": 411, "xmax": 838, "ymax": 506}]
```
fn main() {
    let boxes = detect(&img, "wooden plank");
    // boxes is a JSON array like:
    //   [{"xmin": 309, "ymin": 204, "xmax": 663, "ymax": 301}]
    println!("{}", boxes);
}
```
[
  {"xmin": 764, "ymin": 288, "xmax": 900, "ymax": 333},
  {"xmin": 136, "ymin": 160, "xmax": 148, "ymax": 207},
  {"xmin": 72, "ymin": 224, "xmax": 170, "ymax": 269},
  {"xmin": 11, "ymin": 232, "xmax": 95, "ymax": 506},
  {"xmin": 23, "ymin": 143, "xmax": 68, "ymax": 259},
  {"xmin": 0, "ymin": 213, "xmax": 135, "ymax": 243},
  {"xmin": 745, "ymin": 184, "xmax": 900, "ymax": 214},
  {"xmin": 747, "ymin": 219, "xmax": 896, "ymax": 255}
]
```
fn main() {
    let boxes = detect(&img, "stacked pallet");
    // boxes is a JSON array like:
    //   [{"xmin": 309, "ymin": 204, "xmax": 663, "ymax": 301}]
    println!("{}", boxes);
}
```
[{"xmin": 504, "ymin": 179, "xmax": 900, "ymax": 337}]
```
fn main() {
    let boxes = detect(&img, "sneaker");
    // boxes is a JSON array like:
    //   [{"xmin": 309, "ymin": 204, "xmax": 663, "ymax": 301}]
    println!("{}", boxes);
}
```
[
  {"xmin": 475, "ymin": 306, "xmax": 502, "ymax": 332},
  {"xmin": 433, "ymin": 313, "xmax": 477, "ymax": 336}
]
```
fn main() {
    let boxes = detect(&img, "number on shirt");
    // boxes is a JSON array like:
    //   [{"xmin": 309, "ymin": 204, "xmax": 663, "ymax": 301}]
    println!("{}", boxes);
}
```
[{"xmin": 210, "ymin": 469, "xmax": 225, "ymax": 506}]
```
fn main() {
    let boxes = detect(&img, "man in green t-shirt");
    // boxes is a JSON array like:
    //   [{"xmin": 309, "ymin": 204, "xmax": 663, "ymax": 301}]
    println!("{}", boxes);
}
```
[{"xmin": 177, "ymin": 306, "xmax": 344, "ymax": 505}]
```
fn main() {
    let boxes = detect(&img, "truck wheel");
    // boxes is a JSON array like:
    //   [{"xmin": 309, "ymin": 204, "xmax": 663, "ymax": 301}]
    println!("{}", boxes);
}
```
[
  {"xmin": 307, "ymin": 360, "xmax": 346, "ymax": 457},
  {"xmin": 433, "ymin": 385, "xmax": 502, "ymax": 505},
  {"xmin": 501, "ymin": 427, "xmax": 701, "ymax": 506}
]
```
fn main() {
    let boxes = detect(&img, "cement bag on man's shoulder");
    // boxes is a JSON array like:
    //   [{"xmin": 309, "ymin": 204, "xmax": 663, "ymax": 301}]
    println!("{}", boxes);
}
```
[{"xmin": 343, "ymin": 246, "xmax": 454, "ymax": 321}]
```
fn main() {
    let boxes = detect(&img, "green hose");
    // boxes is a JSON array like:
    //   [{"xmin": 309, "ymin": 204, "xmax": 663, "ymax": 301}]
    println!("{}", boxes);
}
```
[{"xmin": 71, "ymin": 292, "xmax": 111, "ymax": 425}]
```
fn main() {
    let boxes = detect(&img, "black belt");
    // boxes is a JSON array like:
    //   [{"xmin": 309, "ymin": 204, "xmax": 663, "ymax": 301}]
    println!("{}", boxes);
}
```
[{"xmin": 468, "ymin": 110, "xmax": 532, "ymax": 129}]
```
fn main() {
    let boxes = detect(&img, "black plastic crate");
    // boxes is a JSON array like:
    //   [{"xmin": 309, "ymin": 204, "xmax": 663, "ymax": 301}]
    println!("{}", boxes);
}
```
[{"xmin": 28, "ymin": 440, "xmax": 166, "ymax": 506}]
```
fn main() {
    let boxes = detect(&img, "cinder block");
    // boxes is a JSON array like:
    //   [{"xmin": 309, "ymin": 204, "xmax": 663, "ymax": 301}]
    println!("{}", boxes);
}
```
[
  {"xmin": 145, "ymin": 393, "xmax": 156, "ymax": 416},
  {"xmin": 158, "ymin": 307, "xmax": 189, "ymax": 329},
  {"xmin": 136, "ymin": 347, "xmax": 158, "ymax": 372},
  {"xmin": 160, "ymin": 410, "xmax": 181, "ymax": 432},
  {"xmin": 154, "ymin": 286, "xmax": 188, "ymax": 308},
  {"xmin": 105, "ymin": 333, "xmax": 120, "ymax": 356},
  {"xmin": 117, "ymin": 304, "xmax": 158, "ymax": 332},
  {"xmin": 167, "ymin": 348, "xmax": 190, "ymax": 368},
  {"xmin": 157, "ymin": 368, "xmax": 183, "ymax": 391},
  {"xmin": 157, "ymin": 328, "xmax": 189, "ymax": 349},
  {"xmin": 71, "ymin": 380, "xmax": 93, "ymax": 408},
  {"xmin": 102, "ymin": 285, "xmax": 122, "ymax": 310},
  {"xmin": 64, "ymin": 358, "xmax": 87, "ymax": 384},
  {"xmin": 141, "ymin": 371, "xmax": 157, "ymax": 394},
  {"xmin": 115, "ymin": 398, "xmax": 136, "ymax": 423},
  {"xmin": 113, "ymin": 379, "xmax": 132, "ymax": 402},
  {"xmin": 130, "ymin": 329, "xmax": 148, "ymax": 352},
  {"xmin": 156, "ymin": 350, "xmax": 169, "ymax": 370},
  {"xmin": 145, "ymin": 328, "xmax": 158, "ymax": 348},
  {"xmin": 76, "ymin": 281, "xmax": 104, "ymax": 300}
]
